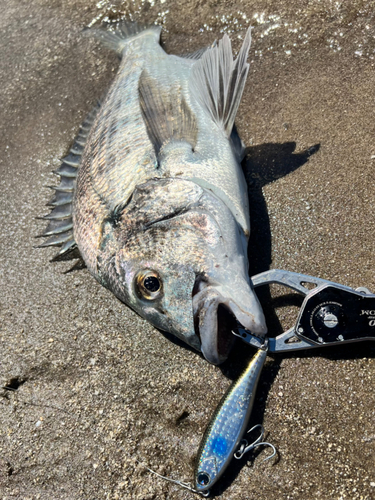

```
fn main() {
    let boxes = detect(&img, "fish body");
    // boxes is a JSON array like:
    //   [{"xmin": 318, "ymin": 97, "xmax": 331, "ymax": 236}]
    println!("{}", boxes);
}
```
[
  {"xmin": 39, "ymin": 23, "xmax": 267, "ymax": 364},
  {"xmin": 195, "ymin": 346, "xmax": 268, "ymax": 492}
]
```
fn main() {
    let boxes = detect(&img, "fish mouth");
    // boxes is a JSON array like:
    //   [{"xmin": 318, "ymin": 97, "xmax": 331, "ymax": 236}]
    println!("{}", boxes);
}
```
[{"xmin": 192, "ymin": 283, "xmax": 267, "ymax": 365}]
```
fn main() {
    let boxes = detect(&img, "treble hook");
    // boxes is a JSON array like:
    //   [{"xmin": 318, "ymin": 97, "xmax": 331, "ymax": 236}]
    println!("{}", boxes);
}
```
[{"xmin": 234, "ymin": 424, "xmax": 277, "ymax": 461}]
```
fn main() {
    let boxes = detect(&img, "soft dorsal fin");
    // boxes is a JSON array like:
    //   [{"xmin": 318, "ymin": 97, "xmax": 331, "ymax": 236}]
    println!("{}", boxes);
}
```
[
  {"xmin": 189, "ymin": 28, "xmax": 252, "ymax": 137},
  {"xmin": 138, "ymin": 69, "xmax": 198, "ymax": 156},
  {"xmin": 37, "ymin": 102, "xmax": 101, "ymax": 260}
]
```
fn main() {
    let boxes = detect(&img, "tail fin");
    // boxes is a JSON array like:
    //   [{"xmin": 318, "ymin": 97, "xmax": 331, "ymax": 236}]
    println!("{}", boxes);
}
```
[{"xmin": 85, "ymin": 21, "xmax": 162, "ymax": 57}]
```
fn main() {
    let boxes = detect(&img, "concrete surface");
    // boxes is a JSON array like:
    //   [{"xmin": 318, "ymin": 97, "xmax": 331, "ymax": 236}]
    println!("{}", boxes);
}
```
[{"xmin": 0, "ymin": 1, "xmax": 374, "ymax": 499}]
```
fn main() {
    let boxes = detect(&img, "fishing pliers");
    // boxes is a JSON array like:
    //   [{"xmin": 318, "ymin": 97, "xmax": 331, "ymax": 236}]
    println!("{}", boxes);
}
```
[{"xmin": 233, "ymin": 269, "xmax": 375, "ymax": 352}]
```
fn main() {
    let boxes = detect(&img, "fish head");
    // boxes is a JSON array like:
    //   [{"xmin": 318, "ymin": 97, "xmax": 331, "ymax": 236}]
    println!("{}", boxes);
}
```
[{"xmin": 99, "ymin": 178, "xmax": 266, "ymax": 364}]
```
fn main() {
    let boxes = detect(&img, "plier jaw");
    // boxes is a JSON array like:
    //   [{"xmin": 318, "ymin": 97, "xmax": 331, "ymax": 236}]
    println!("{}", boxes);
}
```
[{"xmin": 234, "ymin": 269, "xmax": 375, "ymax": 353}]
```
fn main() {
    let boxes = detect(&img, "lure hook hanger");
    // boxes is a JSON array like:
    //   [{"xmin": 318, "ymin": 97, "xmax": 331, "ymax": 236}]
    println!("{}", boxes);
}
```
[{"xmin": 234, "ymin": 424, "xmax": 277, "ymax": 461}]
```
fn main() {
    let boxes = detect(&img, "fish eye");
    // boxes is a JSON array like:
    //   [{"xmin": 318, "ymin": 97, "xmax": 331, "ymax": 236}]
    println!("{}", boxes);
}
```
[
  {"xmin": 197, "ymin": 471, "xmax": 211, "ymax": 487},
  {"xmin": 136, "ymin": 270, "xmax": 162, "ymax": 300},
  {"xmin": 144, "ymin": 276, "xmax": 160, "ymax": 292}
]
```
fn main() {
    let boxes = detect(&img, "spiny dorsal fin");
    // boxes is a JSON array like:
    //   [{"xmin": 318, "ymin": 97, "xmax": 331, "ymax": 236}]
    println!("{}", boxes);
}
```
[
  {"xmin": 37, "ymin": 101, "xmax": 101, "ymax": 259},
  {"xmin": 189, "ymin": 28, "xmax": 252, "ymax": 137},
  {"xmin": 138, "ymin": 69, "xmax": 198, "ymax": 156}
]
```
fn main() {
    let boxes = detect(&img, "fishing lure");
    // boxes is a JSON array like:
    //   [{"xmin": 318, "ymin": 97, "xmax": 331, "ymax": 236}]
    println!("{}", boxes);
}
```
[
  {"xmin": 142, "ymin": 343, "xmax": 275, "ymax": 495},
  {"xmin": 194, "ymin": 342, "xmax": 275, "ymax": 494},
  {"xmin": 138, "ymin": 268, "xmax": 375, "ymax": 494}
]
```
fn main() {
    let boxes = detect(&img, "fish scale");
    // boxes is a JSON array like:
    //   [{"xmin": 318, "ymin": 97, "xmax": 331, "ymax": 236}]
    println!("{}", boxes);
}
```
[{"xmin": 39, "ymin": 22, "xmax": 268, "ymax": 365}]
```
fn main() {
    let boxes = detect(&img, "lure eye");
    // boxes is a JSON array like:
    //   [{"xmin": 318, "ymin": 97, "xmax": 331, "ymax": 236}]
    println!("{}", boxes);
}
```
[
  {"xmin": 136, "ymin": 271, "xmax": 162, "ymax": 300},
  {"xmin": 197, "ymin": 471, "xmax": 210, "ymax": 487}
]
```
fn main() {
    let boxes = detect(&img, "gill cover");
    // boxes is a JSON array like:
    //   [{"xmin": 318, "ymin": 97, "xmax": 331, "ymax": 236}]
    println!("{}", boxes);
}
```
[{"xmin": 97, "ymin": 178, "xmax": 266, "ymax": 364}]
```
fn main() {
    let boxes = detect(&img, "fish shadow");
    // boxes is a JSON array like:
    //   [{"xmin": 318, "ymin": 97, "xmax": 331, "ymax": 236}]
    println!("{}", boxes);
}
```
[
  {"xmin": 244, "ymin": 141, "xmax": 320, "ymax": 277},
  {"xmin": 240, "ymin": 141, "xmax": 319, "ymax": 360}
]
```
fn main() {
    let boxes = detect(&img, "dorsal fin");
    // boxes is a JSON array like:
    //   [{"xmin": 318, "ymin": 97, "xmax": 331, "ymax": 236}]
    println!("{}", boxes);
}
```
[
  {"xmin": 37, "ymin": 101, "xmax": 100, "ymax": 260},
  {"xmin": 189, "ymin": 28, "xmax": 252, "ymax": 137},
  {"xmin": 138, "ymin": 69, "xmax": 198, "ymax": 157}
]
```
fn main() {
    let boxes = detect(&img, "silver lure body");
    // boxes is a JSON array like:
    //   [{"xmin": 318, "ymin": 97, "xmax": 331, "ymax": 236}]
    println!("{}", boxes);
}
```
[{"xmin": 195, "ymin": 346, "xmax": 268, "ymax": 491}]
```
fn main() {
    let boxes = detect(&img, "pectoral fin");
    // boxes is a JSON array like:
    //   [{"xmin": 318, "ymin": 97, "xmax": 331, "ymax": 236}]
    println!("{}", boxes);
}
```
[{"xmin": 138, "ymin": 70, "xmax": 198, "ymax": 157}]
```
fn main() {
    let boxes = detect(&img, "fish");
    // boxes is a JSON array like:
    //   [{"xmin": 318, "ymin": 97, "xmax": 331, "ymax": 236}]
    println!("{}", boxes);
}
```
[
  {"xmin": 195, "ymin": 344, "xmax": 272, "ymax": 493},
  {"xmin": 38, "ymin": 22, "xmax": 267, "ymax": 364}
]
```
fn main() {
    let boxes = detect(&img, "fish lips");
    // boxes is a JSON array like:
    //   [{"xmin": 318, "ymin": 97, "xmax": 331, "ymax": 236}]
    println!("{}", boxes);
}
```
[{"xmin": 193, "ymin": 286, "xmax": 267, "ymax": 365}]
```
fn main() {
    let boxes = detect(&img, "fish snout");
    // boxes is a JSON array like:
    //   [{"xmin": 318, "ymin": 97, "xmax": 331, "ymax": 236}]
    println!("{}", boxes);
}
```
[{"xmin": 193, "ymin": 284, "xmax": 267, "ymax": 364}]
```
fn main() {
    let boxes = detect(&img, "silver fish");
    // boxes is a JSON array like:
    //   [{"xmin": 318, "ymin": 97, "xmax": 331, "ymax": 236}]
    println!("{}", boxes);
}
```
[
  {"xmin": 195, "ymin": 345, "xmax": 272, "ymax": 492},
  {"xmin": 39, "ymin": 22, "xmax": 267, "ymax": 364}
]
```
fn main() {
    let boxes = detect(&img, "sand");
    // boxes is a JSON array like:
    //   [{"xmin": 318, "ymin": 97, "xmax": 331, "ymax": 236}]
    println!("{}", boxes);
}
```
[{"xmin": 1, "ymin": 0, "xmax": 374, "ymax": 498}]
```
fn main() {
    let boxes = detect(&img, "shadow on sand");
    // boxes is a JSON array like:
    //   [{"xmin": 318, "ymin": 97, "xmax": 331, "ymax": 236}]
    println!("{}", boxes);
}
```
[{"xmin": 203, "ymin": 141, "xmax": 374, "ymax": 497}]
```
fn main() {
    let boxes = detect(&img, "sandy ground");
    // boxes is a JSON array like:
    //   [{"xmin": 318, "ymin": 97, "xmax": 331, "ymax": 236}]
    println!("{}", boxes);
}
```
[{"xmin": 1, "ymin": 0, "xmax": 374, "ymax": 499}]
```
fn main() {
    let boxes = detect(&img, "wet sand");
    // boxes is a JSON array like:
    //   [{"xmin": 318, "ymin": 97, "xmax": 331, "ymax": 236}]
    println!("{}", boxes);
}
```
[{"xmin": 1, "ymin": 1, "xmax": 374, "ymax": 499}]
